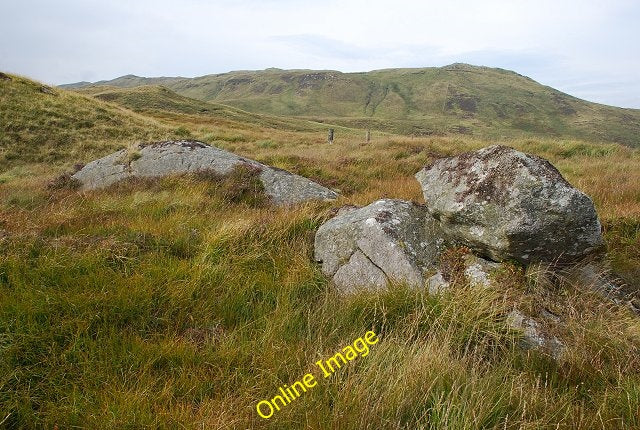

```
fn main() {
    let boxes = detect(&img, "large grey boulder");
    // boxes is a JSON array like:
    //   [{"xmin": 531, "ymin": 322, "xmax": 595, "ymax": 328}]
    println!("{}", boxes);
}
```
[
  {"xmin": 72, "ymin": 140, "xmax": 338, "ymax": 205},
  {"xmin": 415, "ymin": 145, "xmax": 604, "ymax": 264},
  {"xmin": 314, "ymin": 199, "xmax": 446, "ymax": 293}
]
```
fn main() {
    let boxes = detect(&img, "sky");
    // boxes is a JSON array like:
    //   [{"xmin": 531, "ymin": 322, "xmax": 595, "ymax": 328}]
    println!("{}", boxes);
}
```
[{"xmin": 1, "ymin": 0, "xmax": 639, "ymax": 108}]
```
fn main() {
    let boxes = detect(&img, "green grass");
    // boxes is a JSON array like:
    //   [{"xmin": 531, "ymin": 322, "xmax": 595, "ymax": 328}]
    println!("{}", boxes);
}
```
[
  {"xmin": 1, "ymin": 73, "xmax": 640, "ymax": 428},
  {"xmin": 0, "ymin": 74, "xmax": 182, "ymax": 169},
  {"xmin": 0, "ymin": 174, "xmax": 639, "ymax": 429}
]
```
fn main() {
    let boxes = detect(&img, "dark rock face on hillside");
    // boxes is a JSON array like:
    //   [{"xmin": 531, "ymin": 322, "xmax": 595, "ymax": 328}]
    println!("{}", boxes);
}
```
[
  {"xmin": 415, "ymin": 145, "xmax": 604, "ymax": 264},
  {"xmin": 314, "ymin": 199, "xmax": 446, "ymax": 293},
  {"xmin": 72, "ymin": 140, "xmax": 338, "ymax": 205}
]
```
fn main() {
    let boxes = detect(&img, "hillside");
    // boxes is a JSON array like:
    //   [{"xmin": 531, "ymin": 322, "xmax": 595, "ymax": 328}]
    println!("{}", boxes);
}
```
[
  {"xmin": 0, "ymin": 73, "xmax": 175, "ymax": 169},
  {"xmin": 76, "ymin": 85, "xmax": 332, "ymax": 133},
  {"xmin": 0, "ymin": 75, "xmax": 356, "ymax": 171},
  {"xmin": 63, "ymin": 73, "xmax": 184, "ymax": 89},
  {"xmin": 62, "ymin": 64, "xmax": 640, "ymax": 146}
]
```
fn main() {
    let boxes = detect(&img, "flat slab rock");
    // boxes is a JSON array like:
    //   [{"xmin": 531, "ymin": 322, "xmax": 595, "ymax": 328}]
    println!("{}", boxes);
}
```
[
  {"xmin": 72, "ymin": 140, "xmax": 338, "ymax": 205},
  {"xmin": 415, "ymin": 145, "xmax": 604, "ymax": 264},
  {"xmin": 314, "ymin": 199, "xmax": 446, "ymax": 293}
]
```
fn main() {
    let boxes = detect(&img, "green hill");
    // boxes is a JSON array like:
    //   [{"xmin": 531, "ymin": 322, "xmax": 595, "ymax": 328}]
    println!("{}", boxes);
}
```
[
  {"xmin": 63, "ymin": 64, "xmax": 640, "ymax": 146},
  {"xmin": 0, "ymin": 73, "xmax": 174, "ymax": 168},
  {"xmin": 75, "ymin": 85, "xmax": 333, "ymax": 133},
  {"xmin": 0, "ymin": 75, "xmax": 346, "ymax": 170}
]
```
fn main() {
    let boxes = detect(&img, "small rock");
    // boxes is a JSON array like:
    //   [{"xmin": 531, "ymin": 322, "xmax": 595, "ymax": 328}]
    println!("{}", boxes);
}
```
[
  {"xmin": 568, "ymin": 260, "xmax": 623, "ymax": 297},
  {"xmin": 567, "ymin": 260, "xmax": 640, "ymax": 312},
  {"xmin": 426, "ymin": 254, "xmax": 500, "ymax": 295},
  {"xmin": 540, "ymin": 308, "xmax": 561, "ymax": 323},
  {"xmin": 39, "ymin": 85, "xmax": 55, "ymax": 95},
  {"xmin": 463, "ymin": 254, "xmax": 500, "ymax": 287},
  {"xmin": 427, "ymin": 272, "xmax": 450, "ymax": 295},
  {"xmin": 507, "ymin": 309, "xmax": 564, "ymax": 358}
]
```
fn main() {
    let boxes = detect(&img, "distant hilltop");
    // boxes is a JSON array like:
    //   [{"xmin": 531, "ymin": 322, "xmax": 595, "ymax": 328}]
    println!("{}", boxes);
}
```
[{"xmin": 55, "ymin": 63, "xmax": 640, "ymax": 147}]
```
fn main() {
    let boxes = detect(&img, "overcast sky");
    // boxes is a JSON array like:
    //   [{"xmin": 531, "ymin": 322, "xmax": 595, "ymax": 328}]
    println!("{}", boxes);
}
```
[{"xmin": 1, "ymin": 0, "xmax": 639, "ymax": 108}]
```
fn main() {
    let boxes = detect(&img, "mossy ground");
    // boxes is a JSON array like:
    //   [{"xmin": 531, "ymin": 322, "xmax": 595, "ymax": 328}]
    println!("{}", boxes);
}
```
[{"xmin": 1, "ymin": 74, "xmax": 639, "ymax": 429}]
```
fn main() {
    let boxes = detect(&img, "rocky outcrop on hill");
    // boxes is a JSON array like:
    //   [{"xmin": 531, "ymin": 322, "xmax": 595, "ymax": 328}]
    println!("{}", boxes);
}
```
[
  {"xmin": 311, "ymin": 146, "xmax": 615, "ymax": 359},
  {"xmin": 314, "ymin": 199, "xmax": 446, "ymax": 293},
  {"xmin": 72, "ymin": 140, "xmax": 338, "ymax": 205},
  {"xmin": 415, "ymin": 145, "xmax": 604, "ymax": 264},
  {"xmin": 313, "ymin": 145, "xmax": 612, "ymax": 357},
  {"xmin": 316, "ymin": 145, "xmax": 605, "ymax": 294}
]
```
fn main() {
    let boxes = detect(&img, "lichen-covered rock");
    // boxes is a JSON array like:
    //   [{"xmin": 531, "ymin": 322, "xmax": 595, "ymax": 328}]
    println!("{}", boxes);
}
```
[
  {"xmin": 463, "ymin": 254, "xmax": 501, "ymax": 287},
  {"xmin": 426, "ymin": 254, "xmax": 501, "ymax": 295},
  {"xmin": 72, "ymin": 140, "xmax": 338, "ymax": 205},
  {"xmin": 415, "ymin": 145, "xmax": 604, "ymax": 264},
  {"xmin": 426, "ymin": 272, "xmax": 450, "ymax": 295},
  {"xmin": 507, "ymin": 309, "xmax": 565, "ymax": 358},
  {"xmin": 314, "ymin": 199, "xmax": 446, "ymax": 292},
  {"xmin": 332, "ymin": 250, "xmax": 388, "ymax": 294}
]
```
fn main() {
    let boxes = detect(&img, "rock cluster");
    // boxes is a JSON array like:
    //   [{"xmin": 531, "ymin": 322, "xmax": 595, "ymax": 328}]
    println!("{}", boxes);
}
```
[
  {"xmin": 72, "ymin": 140, "xmax": 338, "ymax": 205},
  {"xmin": 315, "ymin": 145, "xmax": 604, "ymax": 293},
  {"xmin": 314, "ymin": 145, "xmax": 608, "ymax": 356}
]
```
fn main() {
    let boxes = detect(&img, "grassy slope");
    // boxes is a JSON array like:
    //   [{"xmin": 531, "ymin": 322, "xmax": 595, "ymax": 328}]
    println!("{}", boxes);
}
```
[
  {"xmin": 0, "ymin": 74, "xmax": 181, "ymax": 170},
  {"xmin": 66, "ymin": 64, "xmax": 640, "ymax": 146},
  {"xmin": 76, "ymin": 85, "xmax": 336, "ymax": 133},
  {"xmin": 1, "ymin": 74, "xmax": 640, "ymax": 429},
  {"xmin": 0, "ymin": 75, "xmax": 356, "ymax": 173}
]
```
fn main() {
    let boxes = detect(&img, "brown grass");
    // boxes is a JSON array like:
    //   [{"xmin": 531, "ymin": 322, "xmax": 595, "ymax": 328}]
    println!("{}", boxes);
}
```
[{"xmin": 0, "ymin": 76, "xmax": 639, "ymax": 429}]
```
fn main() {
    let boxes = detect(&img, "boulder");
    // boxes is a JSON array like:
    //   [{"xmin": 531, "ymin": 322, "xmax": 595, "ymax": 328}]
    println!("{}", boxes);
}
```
[
  {"xmin": 415, "ymin": 145, "xmax": 604, "ymax": 264},
  {"xmin": 72, "ymin": 140, "xmax": 338, "ymax": 205},
  {"xmin": 314, "ymin": 199, "xmax": 446, "ymax": 293}
]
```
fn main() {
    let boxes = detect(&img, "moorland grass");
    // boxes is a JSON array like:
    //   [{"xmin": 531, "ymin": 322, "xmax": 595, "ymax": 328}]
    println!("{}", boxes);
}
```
[
  {"xmin": 1, "ymin": 75, "xmax": 640, "ymax": 429},
  {"xmin": 0, "ymin": 144, "xmax": 639, "ymax": 429},
  {"xmin": 0, "ymin": 75, "xmax": 182, "ymax": 170}
]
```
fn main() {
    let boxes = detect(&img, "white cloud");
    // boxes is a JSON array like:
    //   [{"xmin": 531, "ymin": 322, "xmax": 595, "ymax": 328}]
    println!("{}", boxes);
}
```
[{"xmin": 0, "ymin": 0, "xmax": 638, "ymax": 107}]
